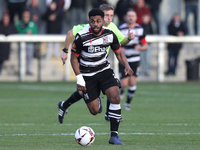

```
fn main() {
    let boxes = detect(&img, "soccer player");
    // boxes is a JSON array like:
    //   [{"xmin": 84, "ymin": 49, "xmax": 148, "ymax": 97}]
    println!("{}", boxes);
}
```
[
  {"xmin": 58, "ymin": 4, "xmax": 134, "ymax": 123},
  {"xmin": 70, "ymin": 8, "xmax": 133, "ymax": 145},
  {"xmin": 118, "ymin": 9, "xmax": 148, "ymax": 110},
  {"xmin": 60, "ymin": 4, "xmax": 134, "ymax": 62}
]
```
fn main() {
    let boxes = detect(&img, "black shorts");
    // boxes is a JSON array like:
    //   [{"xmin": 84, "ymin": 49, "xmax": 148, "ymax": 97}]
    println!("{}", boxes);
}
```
[
  {"xmin": 82, "ymin": 69, "xmax": 121, "ymax": 103},
  {"xmin": 118, "ymin": 61, "xmax": 140, "ymax": 79}
]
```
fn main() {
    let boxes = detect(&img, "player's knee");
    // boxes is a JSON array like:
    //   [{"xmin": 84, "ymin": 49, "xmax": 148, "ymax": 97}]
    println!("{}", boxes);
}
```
[
  {"xmin": 89, "ymin": 107, "xmax": 99, "ymax": 115},
  {"xmin": 109, "ymin": 95, "xmax": 120, "ymax": 104},
  {"xmin": 121, "ymin": 82, "xmax": 128, "ymax": 88}
]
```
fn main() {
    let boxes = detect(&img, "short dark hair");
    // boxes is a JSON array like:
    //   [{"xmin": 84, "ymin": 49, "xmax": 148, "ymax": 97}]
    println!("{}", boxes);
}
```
[
  {"xmin": 23, "ymin": 8, "xmax": 30, "ymax": 13},
  {"xmin": 88, "ymin": 8, "xmax": 104, "ymax": 19},
  {"xmin": 126, "ymin": 8, "xmax": 136, "ymax": 15},
  {"xmin": 99, "ymin": 4, "xmax": 114, "ymax": 11}
]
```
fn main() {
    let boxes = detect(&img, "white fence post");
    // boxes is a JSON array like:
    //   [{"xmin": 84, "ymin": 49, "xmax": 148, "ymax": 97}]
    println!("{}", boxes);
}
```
[
  {"xmin": 19, "ymin": 42, "xmax": 26, "ymax": 82},
  {"xmin": 157, "ymin": 42, "xmax": 165, "ymax": 82}
]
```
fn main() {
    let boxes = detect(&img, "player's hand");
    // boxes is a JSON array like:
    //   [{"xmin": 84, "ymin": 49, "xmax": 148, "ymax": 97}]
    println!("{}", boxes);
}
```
[
  {"xmin": 60, "ymin": 52, "xmax": 68, "ymax": 65},
  {"xmin": 177, "ymin": 31, "xmax": 184, "ymax": 36},
  {"xmin": 128, "ymin": 28, "xmax": 135, "ymax": 40},
  {"xmin": 49, "ymin": 14, "xmax": 56, "ymax": 21},
  {"xmin": 124, "ymin": 67, "xmax": 133, "ymax": 76},
  {"xmin": 135, "ymin": 44, "xmax": 141, "ymax": 51},
  {"xmin": 77, "ymin": 84, "xmax": 87, "ymax": 92}
]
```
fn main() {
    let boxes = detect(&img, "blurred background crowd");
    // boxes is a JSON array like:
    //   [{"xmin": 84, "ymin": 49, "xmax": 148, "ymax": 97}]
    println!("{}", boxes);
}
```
[
  {"xmin": 0, "ymin": 0, "xmax": 198, "ymax": 35},
  {"xmin": 0, "ymin": 0, "xmax": 199, "ymax": 80}
]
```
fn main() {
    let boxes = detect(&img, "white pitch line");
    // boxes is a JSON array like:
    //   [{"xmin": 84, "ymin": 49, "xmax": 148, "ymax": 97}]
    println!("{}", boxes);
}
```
[
  {"xmin": 0, "ymin": 85, "xmax": 76, "ymax": 92},
  {"xmin": 1, "ymin": 85, "xmax": 200, "ymax": 98},
  {"xmin": 1, "ymin": 132, "xmax": 200, "ymax": 137},
  {"xmin": 0, "ymin": 123, "xmax": 200, "ymax": 126},
  {"xmin": 131, "ymin": 123, "xmax": 200, "ymax": 126}
]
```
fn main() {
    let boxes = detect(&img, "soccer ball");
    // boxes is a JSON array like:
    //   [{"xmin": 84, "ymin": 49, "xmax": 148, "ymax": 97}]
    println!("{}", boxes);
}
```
[{"xmin": 75, "ymin": 126, "xmax": 95, "ymax": 146}]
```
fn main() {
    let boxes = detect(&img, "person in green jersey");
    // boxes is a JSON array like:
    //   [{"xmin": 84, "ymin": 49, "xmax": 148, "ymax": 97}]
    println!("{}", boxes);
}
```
[
  {"xmin": 16, "ymin": 9, "xmax": 38, "ymax": 75},
  {"xmin": 58, "ymin": 4, "xmax": 135, "ymax": 124}
]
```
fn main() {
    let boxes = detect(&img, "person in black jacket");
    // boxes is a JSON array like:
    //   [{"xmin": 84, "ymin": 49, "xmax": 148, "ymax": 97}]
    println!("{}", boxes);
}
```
[
  {"xmin": 140, "ymin": 13, "xmax": 153, "ymax": 76},
  {"xmin": 145, "ymin": 0, "xmax": 162, "ymax": 34},
  {"xmin": 115, "ymin": 0, "xmax": 132, "ymax": 26},
  {"xmin": 43, "ymin": 1, "xmax": 63, "ymax": 59},
  {"xmin": 0, "ymin": 12, "xmax": 17, "ymax": 74},
  {"xmin": 141, "ymin": 13, "xmax": 153, "ymax": 35},
  {"xmin": 165, "ymin": 14, "xmax": 186, "ymax": 75},
  {"xmin": 43, "ymin": 1, "xmax": 63, "ymax": 36},
  {"xmin": 6, "ymin": 0, "xmax": 27, "ymax": 23}
]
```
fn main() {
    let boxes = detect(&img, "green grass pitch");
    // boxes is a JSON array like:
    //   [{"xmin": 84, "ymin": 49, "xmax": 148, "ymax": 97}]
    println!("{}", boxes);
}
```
[{"xmin": 0, "ymin": 81, "xmax": 200, "ymax": 150}]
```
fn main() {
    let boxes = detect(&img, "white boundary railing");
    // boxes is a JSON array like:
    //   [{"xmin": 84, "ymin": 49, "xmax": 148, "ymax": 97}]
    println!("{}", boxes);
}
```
[{"xmin": 0, "ymin": 34, "xmax": 200, "ymax": 82}]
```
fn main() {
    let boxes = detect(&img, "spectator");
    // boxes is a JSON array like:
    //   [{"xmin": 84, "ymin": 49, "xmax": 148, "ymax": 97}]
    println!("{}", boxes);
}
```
[
  {"xmin": 0, "ymin": 11, "xmax": 17, "ymax": 75},
  {"xmin": 70, "ymin": 0, "xmax": 87, "ymax": 28},
  {"xmin": 145, "ymin": 0, "xmax": 162, "ymax": 34},
  {"xmin": 115, "ymin": 0, "xmax": 132, "ymax": 26},
  {"xmin": 141, "ymin": 13, "xmax": 153, "ymax": 34},
  {"xmin": 16, "ymin": 9, "xmax": 38, "ymax": 75},
  {"xmin": 140, "ymin": 13, "xmax": 153, "ymax": 76},
  {"xmin": 165, "ymin": 14, "xmax": 186, "ymax": 76},
  {"xmin": 27, "ymin": 0, "xmax": 42, "ymax": 32},
  {"xmin": 132, "ymin": 0, "xmax": 151, "ymax": 25},
  {"xmin": 46, "ymin": 0, "xmax": 71, "ymax": 20},
  {"xmin": 27, "ymin": 0, "xmax": 42, "ymax": 59},
  {"xmin": 43, "ymin": 1, "xmax": 63, "ymax": 59},
  {"xmin": 46, "ymin": 0, "xmax": 71, "ymax": 12},
  {"xmin": 6, "ymin": 0, "xmax": 27, "ymax": 23},
  {"xmin": 46, "ymin": 0, "xmax": 71, "ymax": 33},
  {"xmin": 184, "ymin": 0, "xmax": 198, "ymax": 35}
]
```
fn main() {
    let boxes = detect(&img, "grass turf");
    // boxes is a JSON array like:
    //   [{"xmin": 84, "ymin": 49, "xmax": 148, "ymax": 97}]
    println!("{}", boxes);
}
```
[{"xmin": 0, "ymin": 81, "xmax": 199, "ymax": 150}]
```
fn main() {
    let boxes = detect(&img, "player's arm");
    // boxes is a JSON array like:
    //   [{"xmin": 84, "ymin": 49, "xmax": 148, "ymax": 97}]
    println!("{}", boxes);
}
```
[
  {"xmin": 135, "ymin": 43, "xmax": 148, "ymax": 51},
  {"xmin": 70, "ymin": 52, "xmax": 80, "ymax": 76},
  {"xmin": 120, "ymin": 28, "xmax": 135, "ymax": 46},
  {"xmin": 70, "ymin": 52, "xmax": 86, "ymax": 92},
  {"xmin": 135, "ymin": 37, "xmax": 148, "ymax": 51},
  {"xmin": 121, "ymin": 37, "xmax": 132, "ymax": 46},
  {"xmin": 114, "ymin": 49, "xmax": 133, "ymax": 76},
  {"xmin": 70, "ymin": 35, "xmax": 86, "ymax": 92},
  {"xmin": 65, "ymin": 29, "xmax": 74, "ymax": 50},
  {"xmin": 111, "ymin": 33, "xmax": 133, "ymax": 76},
  {"xmin": 110, "ymin": 23, "xmax": 134, "ymax": 46},
  {"xmin": 60, "ymin": 29, "xmax": 74, "ymax": 64},
  {"xmin": 61, "ymin": 24, "xmax": 89, "ymax": 64}
]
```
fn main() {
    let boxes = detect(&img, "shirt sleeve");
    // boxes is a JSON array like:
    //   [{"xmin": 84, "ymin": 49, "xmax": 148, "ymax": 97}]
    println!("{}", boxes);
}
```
[
  {"xmin": 139, "ymin": 28, "xmax": 147, "ymax": 44},
  {"xmin": 109, "ymin": 22, "xmax": 125, "ymax": 43},
  {"xmin": 72, "ymin": 24, "xmax": 89, "ymax": 36},
  {"xmin": 110, "ymin": 31, "xmax": 121, "ymax": 51},
  {"xmin": 71, "ymin": 34, "xmax": 83, "ymax": 55}
]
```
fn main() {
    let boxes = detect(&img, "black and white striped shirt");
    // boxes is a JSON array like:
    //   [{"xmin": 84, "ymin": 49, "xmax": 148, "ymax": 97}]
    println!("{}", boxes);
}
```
[
  {"xmin": 119, "ymin": 23, "xmax": 147, "ymax": 62},
  {"xmin": 71, "ymin": 26, "xmax": 121, "ymax": 76}
]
